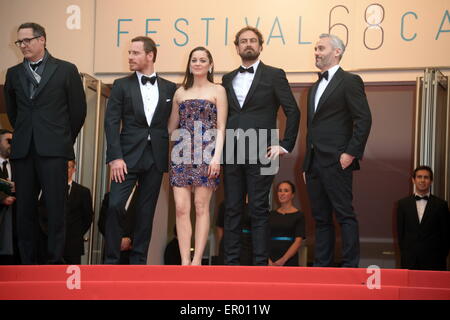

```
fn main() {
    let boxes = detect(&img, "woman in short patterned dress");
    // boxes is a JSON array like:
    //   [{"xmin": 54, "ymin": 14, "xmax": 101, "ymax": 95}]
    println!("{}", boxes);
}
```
[{"xmin": 168, "ymin": 47, "xmax": 227, "ymax": 265}]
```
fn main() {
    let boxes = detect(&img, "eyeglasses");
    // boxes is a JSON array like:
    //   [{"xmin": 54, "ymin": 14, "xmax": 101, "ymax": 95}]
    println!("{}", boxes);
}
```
[{"xmin": 14, "ymin": 36, "xmax": 41, "ymax": 47}]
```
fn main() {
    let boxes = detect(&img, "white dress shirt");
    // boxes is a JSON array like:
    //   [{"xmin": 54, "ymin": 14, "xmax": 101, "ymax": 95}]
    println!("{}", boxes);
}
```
[
  {"xmin": 125, "ymin": 186, "xmax": 136, "ymax": 210},
  {"xmin": 231, "ymin": 60, "xmax": 288, "ymax": 154},
  {"xmin": 136, "ymin": 72, "xmax": 159, "ymax": 139},
  {"xmin": 314, "ymin": 64, "xmax": 341, "ymax": 111},
  {"xmin": 415, "ymin": 192, "xmax": 430, "ymax": 223},
  {"xmin": 0, "ymin": 156, "xmax": 11, "ymax": 181},
  {"xmin": 232, "ymin": 60, "xmax": 260, "ymax": 108}
]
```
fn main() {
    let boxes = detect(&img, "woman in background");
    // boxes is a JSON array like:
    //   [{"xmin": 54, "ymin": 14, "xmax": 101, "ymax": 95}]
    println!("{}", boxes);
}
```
[{"xmin": 269, "ymin": 180, "xmax": 305, "ymax": 266}]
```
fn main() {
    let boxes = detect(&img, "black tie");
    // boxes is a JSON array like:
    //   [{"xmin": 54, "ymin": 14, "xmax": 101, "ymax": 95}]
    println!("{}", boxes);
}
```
[
  {"xmin": 30, "ymin": 61, "xmax": 42, "ymax": 71},
  {"xmin": 318, "ymin": 71, "xmax": 329, "ymax": 81},
  {"xmin": 239, "ymin": 66, "xmax": 254, "ymax": 73},
  {"xmin": 141, "ymin": 75, "xmax": 157, "ymax": 85},
  {"xmin": 414, "ymin": 195, "xmax": 429, "ymax": 201},
  {"xmin": 2, "ymin": 160, "xmax": 8, "ymax": 179}
]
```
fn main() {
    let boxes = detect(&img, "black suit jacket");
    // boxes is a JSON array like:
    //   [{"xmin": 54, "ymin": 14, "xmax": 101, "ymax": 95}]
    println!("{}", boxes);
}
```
[
  {"xmin": 0, "ymin": 166, "xmax": 14, "ymax": 256},
  {"xmin": 4, "ymin": 53, "xmax": 87, "ymax": 159},
  {"xmin": 65, "ymin": 182, "xmax": 93, "ymax": 257},
  {"xmin": 303, "ymin": 67, "xmax": 372, "ymax": 171},
  {"xmin": 38, "ymin": 182, "xmax": 93, "ymax": 257},
  {"xmin": 397, "ymin": 195, "xmax": 450, "ymax": 270},
  {"xmin": 104, "ymin": 73, "xmax": 177, "ymax": 172},
  {"xmin": 0, "ymin": 164, "xmax": 12, "ymax": 208},
  {"xmin": 222, "ymin": 62, "xmax": 300, "ymax": 161}
]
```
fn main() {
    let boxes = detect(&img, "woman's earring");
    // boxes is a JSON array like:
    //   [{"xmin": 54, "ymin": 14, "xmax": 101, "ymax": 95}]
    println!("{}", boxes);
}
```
[{"xmin": 209, "ymin": 67, "xmax": 212, "ymax": 73}]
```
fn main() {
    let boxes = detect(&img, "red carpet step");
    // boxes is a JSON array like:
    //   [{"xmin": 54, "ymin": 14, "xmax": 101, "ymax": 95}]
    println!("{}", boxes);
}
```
[{"xmin": 0, "ymin": 265, "xmax": 449, "ymax": 300}]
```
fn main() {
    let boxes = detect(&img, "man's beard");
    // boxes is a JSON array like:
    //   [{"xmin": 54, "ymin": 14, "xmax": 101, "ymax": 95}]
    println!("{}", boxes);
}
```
[
  {"xmin": 239, "ymin": 48, "xmax": 260, "ymax": 62},
  {"xmin": 0, "ymin": 151, "xmax": 9, "ymax": 159},
  {"xmin": 315, "ymin": 57, "xmax": 324, "ymax": 69},
  {"xmin": 315, "ymin": 55, "xmax": 332, "ymax": 70}
]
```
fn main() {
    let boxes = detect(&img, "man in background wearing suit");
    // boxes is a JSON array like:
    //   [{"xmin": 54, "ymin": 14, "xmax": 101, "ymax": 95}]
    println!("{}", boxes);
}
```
[
  {"xmin": 64, "ymin": 160, "xmax": 93, "ymax": 264},
  {"xmin": 104, "ymin": 36, "xmax": 176, "ymax": 264},
  {"xmin": 222, "ymin": 26, "xmax": 300, "ymax": 266},
  {"xmin": 4, "ymin": 22, "xmax": 86, "ymax": 264},
  {"xmin": 303, "ymin": 34, "xmax": 372, "ymax": 268},
  {"xmin": 37, "ymin": 160, "xmax": 93, "ymax": 264},
  {"xmin": 98, "ymin": 187, "xmax": 138, "ymax": 264},
  {"xmin": 397, "ymin": 166, "xmax": 450, "ymax": 271},
  {"xmin": 0, "ymin": 129, "xmax": 21, "ymax": 264}
]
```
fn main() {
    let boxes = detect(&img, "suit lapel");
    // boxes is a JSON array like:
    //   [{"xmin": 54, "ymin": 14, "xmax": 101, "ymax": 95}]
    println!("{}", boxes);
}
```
[
  {"xmin": 420, "ymin": 196, "xmax": 434, "ymax": 225},
  {"xmin": 308, "ymin": 81, "xmax": 319, "ymax": 124},
  {"xmin": 242, "ymin": 62, "xmax": 264, "ymax": 108},
  {"xmin": 407, "ymin": 196, "xmax": 421, "ymax": 225},
  {"xmin": 314, "ymin": 67, "xmax": 344, "ymax": 116},
  {"xmin": 33, "ymin": 56, "xmax": 58, "ymax": 99},
  {"xmin": 19, "ymin": 60, "xmax": 40, "ymax": 99},
  {"xmin": 129, "ymin": 73, "xmax": 148, "ymax": 126},
  {"xmin": 68, "ymin": 182, "xmax": 77, "ymax": 206},
  {"xmin": 226, "ymin": 69, "xmax": 241, "ymax": 111},
  {"xmin": 18, "ymin": 65, "xmax": 30, "ymax": 98}
]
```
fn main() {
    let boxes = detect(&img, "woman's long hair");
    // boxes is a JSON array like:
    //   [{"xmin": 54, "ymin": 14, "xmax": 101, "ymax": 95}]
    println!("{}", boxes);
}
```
[{"xmin": 182, "ymin": 46, "xmax": 214, "ymax": 89}]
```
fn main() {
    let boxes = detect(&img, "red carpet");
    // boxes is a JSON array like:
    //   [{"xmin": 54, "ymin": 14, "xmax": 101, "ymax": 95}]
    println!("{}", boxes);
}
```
[{"xmin": 0, "ymin": 265, "xmax": 449, "ymax": 300}]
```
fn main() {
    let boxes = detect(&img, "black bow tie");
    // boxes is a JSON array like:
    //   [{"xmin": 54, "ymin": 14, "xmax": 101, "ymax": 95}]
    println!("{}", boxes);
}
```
[
  {"xmin": 415, "ymin": 195, "xmax": 429, "ymax": 201},
  {"xmin": 141, "ymin": 75, "xmax": 157, "ymax": 85},
  {"xmin": 318, "ymin": 71, "xmax": 329, "ymax": 81},
  {"xmin": 239, "ymin": 66, "xmax": 254, "ymax": 74},
  {"xmin": 30, "ymin": 60, "xmax": 42, "ymax": 71}
]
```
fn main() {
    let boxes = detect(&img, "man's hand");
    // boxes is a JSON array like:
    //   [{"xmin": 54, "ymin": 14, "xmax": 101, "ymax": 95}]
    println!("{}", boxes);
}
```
[
  {"xmin": 10, "ymin": 181, "xmax": 15, "ymax": 193},
  {"xmin": 340, "ymin": 153, "xmax": 355, "ymax": 170},
  {"xmin": 109, "ymin": 159, "xmax": 128, "ymax": 183},
  {"xmin": 266, "ymin": 145, "xmax": 287, "ymax": 160},
  {"xmin": 2, "ymin": 196, "xmax": 16, "ymax": 206},
  {"xmin": 121, "ymin": 237, "xmax": 132, "ymax": 251}
]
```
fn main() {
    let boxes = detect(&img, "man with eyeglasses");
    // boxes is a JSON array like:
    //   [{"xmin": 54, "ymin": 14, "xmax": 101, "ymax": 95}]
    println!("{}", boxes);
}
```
[{"xmin": 4, "ymin": 22, "xmax": 87, "ymax": 264}]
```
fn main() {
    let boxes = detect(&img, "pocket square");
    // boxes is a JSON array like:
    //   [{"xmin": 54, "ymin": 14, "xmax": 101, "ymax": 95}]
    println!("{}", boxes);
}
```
[{"xmin": 166, "ymin": 98, "xmax": 172, "ymax": 102}]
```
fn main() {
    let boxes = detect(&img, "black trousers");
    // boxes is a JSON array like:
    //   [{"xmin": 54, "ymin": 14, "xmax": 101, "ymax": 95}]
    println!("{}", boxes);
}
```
[
  {"xmin": 12, "ymin": 152, "xmax": 68, "ymax": 264},
  {"xmin": 401, "ymin": 252, "xmax": 448, "ymax": 271},
  {"xmin": 223, "ymin": 163, "xmax": 274, "ymax": 266},
  {"xmin": 305, "ymin": 153, "xmax": 360, "ymax": 267},
  {"xmin": 104, "ymin": 143, "xmax": 163, "ymax": 265}
]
